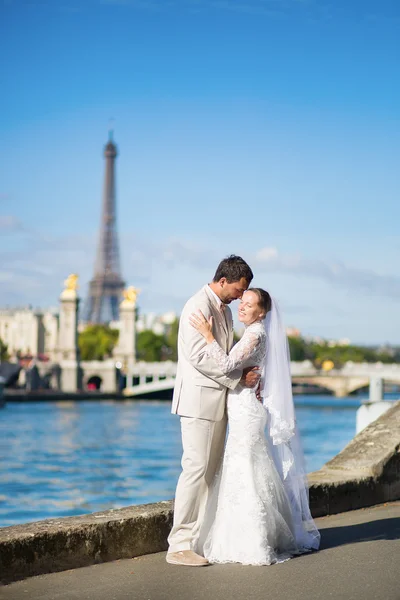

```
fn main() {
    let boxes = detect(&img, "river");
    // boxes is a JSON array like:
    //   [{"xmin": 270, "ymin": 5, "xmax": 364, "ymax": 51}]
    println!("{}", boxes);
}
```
[{"xmin": 0, "ymin": 395, "xmax": 370, "ymax": 527}]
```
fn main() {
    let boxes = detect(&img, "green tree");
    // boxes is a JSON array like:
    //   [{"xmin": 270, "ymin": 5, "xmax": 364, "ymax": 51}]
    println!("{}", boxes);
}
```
[
  {"xmin": 136, "ymin": 330, "xmax": 166, "ymax": 362},
  {"xmin": 392, "ymin": 347, "xmax": 400, "ymax": 362},
  {"xmin": 308, "ymin": 342, "xmax": 398, "ymax": 369},
  {"xmin": 374, "ymin": 349, "xmax": 395, "ymax": 364},
  {"xmin": 164, "ymin": 318, "xmax": 179, "ymax": 361},
  {"xmin": 0, "ymin": 337, "xmax": 9, "ymax": 361},
  {"xmin": 78, "ymin": 325, "xmax": 119, "ymax": 361},
  {"xmin": 287, "ymin": 336, "xmax": 308, "ymax": 361}
]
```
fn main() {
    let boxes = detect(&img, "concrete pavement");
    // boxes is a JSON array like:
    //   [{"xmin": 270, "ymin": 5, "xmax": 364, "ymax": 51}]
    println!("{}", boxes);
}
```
[{"xmin": 1, "ymin": 502, "xmax": 400, "ymax": 600}]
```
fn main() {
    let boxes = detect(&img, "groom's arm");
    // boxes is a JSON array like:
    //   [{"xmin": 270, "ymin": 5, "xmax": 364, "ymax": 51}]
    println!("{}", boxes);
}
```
[{"xmin": 180, "ymin": 302, "xmax": 242, "ymax": 390}]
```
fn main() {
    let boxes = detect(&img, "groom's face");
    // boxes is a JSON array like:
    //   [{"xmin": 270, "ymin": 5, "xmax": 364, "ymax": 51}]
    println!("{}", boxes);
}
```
[{"xmin": 219, "ymin": 277, "xmax": 249, "ymax": 304}]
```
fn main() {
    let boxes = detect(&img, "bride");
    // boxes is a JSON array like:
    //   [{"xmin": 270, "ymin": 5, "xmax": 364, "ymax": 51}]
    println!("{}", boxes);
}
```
[{"xmin": 189, "ymin": 288, "xmax": 320, "ymax": 566}]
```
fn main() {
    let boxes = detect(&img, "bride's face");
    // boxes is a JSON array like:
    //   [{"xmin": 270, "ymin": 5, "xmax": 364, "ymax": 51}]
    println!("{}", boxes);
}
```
[{"xmin": 238, "ymin": 291, "xmax": 264, "ymax": 325}]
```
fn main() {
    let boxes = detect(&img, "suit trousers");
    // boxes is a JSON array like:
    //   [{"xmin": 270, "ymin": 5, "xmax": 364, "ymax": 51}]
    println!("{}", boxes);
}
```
[{"xmin": 167, "ymin": 414, "xmax": 227, "ymax": 553}]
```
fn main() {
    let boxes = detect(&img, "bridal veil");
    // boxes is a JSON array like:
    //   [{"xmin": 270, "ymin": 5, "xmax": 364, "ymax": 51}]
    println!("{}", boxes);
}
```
[{"xmin": 262, "ymin": 298, "xmax": 320, "ymax": 550}]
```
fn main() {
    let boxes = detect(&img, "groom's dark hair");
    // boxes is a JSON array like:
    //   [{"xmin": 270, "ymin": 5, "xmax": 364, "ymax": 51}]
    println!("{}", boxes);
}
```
[{"xmin": 213, "ymin": 255, "xmax": 253, "ymax": 284}]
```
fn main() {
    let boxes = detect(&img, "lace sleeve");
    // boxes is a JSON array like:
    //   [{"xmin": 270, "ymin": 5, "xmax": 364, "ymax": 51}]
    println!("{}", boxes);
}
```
[{"xmin": 206, "ymin": 330, "xmax": 261, "ymax": 375}]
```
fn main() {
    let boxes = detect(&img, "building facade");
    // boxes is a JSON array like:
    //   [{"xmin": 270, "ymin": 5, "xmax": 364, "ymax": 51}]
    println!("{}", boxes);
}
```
[{"xmin": 0, "ymin": 308, "xmax": 58, "ymax": 359}]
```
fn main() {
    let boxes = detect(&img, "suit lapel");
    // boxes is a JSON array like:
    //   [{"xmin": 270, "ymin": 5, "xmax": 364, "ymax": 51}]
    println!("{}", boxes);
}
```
[
  {"xmin": 203, "ymin": 285, "xmax": 229, "ymax": 338},
  {"xmin": 225, "ymin": 307, "xmax": 234, "ymax": 350}
]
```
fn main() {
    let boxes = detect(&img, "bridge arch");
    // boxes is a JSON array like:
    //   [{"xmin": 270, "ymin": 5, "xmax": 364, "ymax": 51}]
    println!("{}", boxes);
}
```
[
  {"xmin": 86, "ymin": 375, "xmax": 103, "ymax": 391},
  {"xmin": 292, "ymin": 376, "xmax": 370, "ymax": 397}
]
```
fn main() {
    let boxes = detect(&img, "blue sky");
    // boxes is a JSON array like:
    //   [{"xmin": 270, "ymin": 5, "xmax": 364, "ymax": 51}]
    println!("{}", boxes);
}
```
[{"xmin": 1, "ymin": 0, "xmax": 399, "ymax": 344}]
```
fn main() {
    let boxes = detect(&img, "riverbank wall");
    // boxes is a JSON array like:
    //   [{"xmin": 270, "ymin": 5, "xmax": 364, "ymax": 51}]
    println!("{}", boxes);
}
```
[
  {"xmin": 1, "ymin": 401, "xmax": 399, "ymax": 584},
  {"xmin": 4, "ymin": 386, "xmax": 336, "ymax": 402}
]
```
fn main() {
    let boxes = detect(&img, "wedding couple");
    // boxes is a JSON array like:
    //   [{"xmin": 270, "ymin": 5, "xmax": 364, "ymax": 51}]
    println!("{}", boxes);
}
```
[{"xmin": 167, "ymin": 255, "xmax": 320, "ymax": 567}]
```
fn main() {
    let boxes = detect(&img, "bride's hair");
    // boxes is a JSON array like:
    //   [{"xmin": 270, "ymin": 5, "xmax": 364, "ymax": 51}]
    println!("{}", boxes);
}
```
[{"xmin": 248, "ymin": 288, "xmax": 272, "ymax": 318}]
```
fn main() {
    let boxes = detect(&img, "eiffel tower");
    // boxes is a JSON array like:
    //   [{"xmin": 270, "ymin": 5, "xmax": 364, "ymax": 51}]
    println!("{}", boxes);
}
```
[{"xmin": 84, "ymin": 130, "xmax": 125, "ymax": 323}]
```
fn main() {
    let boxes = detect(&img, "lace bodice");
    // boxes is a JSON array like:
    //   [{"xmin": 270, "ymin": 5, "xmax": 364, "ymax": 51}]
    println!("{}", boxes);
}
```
[{"xmin": 206, "ymin": 321, "xmax": 266, "ymax": 375}]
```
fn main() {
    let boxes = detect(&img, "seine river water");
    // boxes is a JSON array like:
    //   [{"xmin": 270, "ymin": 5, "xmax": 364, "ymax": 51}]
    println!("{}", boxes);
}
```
[{"xmin": 0, "ymin": 396, "xmax": 369, "ymax": 527}]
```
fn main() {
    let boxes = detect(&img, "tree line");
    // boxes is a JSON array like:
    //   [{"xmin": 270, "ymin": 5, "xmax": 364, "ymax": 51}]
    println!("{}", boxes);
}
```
[
  {"xmin": 1, "ymin": 323, "xmax": 398, "ymax": 367},
  {"xmin": 288, "ymin": 336, "xmax": 398, "ymax": 367},
  {"xmin": 77, "ymin": 319, "xmax": 179, "ymax": 362},
  {"xmin": 78, "ymin": 324, "xmax": 399, "ymax": 368}
]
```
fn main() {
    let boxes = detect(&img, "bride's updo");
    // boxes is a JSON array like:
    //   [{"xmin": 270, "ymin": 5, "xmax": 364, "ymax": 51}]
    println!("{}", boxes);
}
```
[{"xmin": 248, "ymin": 288, "xmax": 272, "ymax": 318}]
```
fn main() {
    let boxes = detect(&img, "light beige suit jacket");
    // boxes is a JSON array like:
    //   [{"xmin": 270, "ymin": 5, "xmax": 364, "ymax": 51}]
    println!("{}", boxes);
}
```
[{"xmin": 171, "ymin": 285, "xmax": 242, "ymax": 421}]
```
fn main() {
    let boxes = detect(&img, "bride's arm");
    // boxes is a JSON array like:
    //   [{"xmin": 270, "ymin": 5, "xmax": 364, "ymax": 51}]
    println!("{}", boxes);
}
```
[{"xmin": 189, "ymin": 310, "xmax": 261, "ymax": 374}]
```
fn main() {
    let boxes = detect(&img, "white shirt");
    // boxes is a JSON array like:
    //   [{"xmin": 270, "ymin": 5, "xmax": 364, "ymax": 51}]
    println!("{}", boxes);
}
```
[{"xmin": 207, "ymin": 284, "xmax": 224, "ymax": 309}]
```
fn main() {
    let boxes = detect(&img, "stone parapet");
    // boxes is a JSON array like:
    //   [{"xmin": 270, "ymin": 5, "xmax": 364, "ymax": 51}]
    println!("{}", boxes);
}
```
[
  {"xmin": 309, "ymin": 400, "xmax": 400, "ymax": 516},
  {"xmin": 0, "ymin": 502, "xmax": 173, "ymax": 584},
  {"xmin": 1, "ymin": 401, "xmax": 399, "ymax": 584}
]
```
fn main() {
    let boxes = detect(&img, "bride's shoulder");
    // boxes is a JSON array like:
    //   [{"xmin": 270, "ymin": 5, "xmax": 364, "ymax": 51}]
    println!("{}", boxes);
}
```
[{"xmin": 246, "ymin": 321, "xmax": 266, "ymax": 338}]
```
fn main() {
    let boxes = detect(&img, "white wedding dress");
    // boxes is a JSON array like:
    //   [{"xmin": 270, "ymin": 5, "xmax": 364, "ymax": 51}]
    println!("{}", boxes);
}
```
[{"xmin": 196, "ymin": 320, "xmax": 317, "ymax": 566}]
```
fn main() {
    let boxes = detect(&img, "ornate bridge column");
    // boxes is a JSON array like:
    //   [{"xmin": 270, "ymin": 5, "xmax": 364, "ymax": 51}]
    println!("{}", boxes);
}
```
[
  {"xmin": 58, "ymin": 274, "xmax": 81, "ymax": 393},
  {"xmin": 113, "ymin": 287, "xmax": 139, "ymax": 384}
]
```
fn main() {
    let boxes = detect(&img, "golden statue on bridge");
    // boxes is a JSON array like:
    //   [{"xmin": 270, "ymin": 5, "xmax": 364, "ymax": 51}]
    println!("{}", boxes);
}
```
[
  {"xmin": 122, "ymin": 286, "xmax": 140, "ymax": 306},
  {"xmin": 60, "ymin": 273, "xmax": 79, "ymax": 300},
  {"xmin": 64, "ymin": 273, "xmax": 79, "ymax": 291}
]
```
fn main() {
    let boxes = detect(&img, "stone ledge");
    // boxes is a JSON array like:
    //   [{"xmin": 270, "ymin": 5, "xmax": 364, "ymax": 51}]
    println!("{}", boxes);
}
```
[
  {"xmin": 1, "ymin": 401, "xmax": 399, "ymax": 584},
  {"xmin": 309, "ymin": 400, "xmax": 400, "ymax": 516},
  {"xmin": 0, "ymin": 501, "xmax": 173, "ymax": 585}
]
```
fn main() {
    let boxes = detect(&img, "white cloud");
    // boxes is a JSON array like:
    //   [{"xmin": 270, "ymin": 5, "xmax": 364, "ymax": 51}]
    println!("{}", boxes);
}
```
[
  {"xmin": 0, "ymin": 215, "xmax": 23, "ymax": 232},
  {"xmin": 0, "ymin": 272, "xmax": 13, "ymax": 283},
  {"xmin": 0, "ymin": 226, "xmax": 95, "ymax": 307},
  {"xmin": 254, "ymin": 247, "xmax": 400, "ymax": 301},
  {"xmin": 1, "ymin": 219, "xmax": 399, "ymax": 342},
  {"xmin": 255, "ymin": 246, "xmax": 278, "ymax": 262}
]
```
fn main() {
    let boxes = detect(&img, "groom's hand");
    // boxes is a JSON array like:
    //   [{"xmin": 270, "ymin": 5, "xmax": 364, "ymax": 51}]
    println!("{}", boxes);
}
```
[
  {"xmin": 255, "ymin": 381, "xmax": 262, "ymax": 403},
  {"xmin": 240, "ymin": 366, "xmax": 260, "ymax": 388}
]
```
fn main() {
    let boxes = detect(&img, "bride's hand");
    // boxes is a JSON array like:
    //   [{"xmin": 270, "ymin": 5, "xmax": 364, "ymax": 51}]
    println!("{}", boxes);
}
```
[{"xmin": 189, "ymin": 310, "xmax": 215, "ymax": 343}]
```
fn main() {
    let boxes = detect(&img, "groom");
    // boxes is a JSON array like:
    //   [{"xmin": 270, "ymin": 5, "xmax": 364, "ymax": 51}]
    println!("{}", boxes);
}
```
[{"xmin": 166, "ymin": 255, "xmax": 260, "ymax": 567}]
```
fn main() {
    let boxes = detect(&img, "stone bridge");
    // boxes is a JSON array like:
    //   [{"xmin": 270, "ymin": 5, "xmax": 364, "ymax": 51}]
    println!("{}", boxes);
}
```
[
  {"xmin": 32, "ymin": 359, "xmax": 400, "ymax": 397},
  {"xmin": 123, "ymin": 360, "xmax": 400, "ymax": 398},
  {"xmin": 291, "ymin": 361, "xmax": 400, "ymax": 397},
  {"xmin": 292, "ymin": 375, "xmax": 370, "ymax": 397}
]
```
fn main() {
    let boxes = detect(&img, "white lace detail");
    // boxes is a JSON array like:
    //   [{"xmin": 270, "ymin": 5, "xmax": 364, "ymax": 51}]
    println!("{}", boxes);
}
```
[
  {"xmin": 262, "ymin": 396, "xmax": 296, "ymax": 445},
  {"xmin": 282, "ymin": 456, "xmax": 294, "ymax": 480},
  {"xmin": 206, "ymin": 321, "xmax": 266, "ymax": 375}
]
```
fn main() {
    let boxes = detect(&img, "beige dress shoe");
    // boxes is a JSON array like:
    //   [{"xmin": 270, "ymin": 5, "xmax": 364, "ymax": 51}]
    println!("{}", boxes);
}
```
[{"xmin": 166, "ymin": 550, "xmax": 210, "ymax": 567}]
